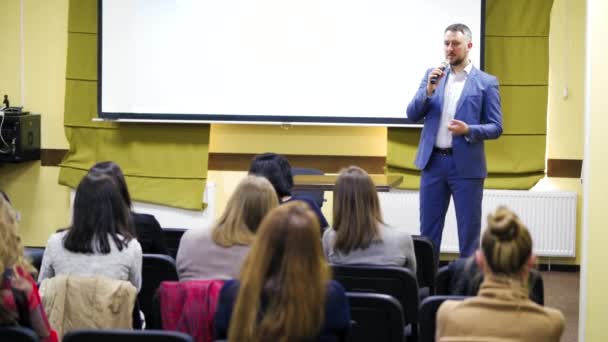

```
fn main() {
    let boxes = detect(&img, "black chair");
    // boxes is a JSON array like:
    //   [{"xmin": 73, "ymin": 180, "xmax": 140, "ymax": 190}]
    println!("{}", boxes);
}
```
[
  {"xmin": 23, "ymin": 247, "xmax": 45, "ymax": 273},
  {"xmin": 331, "ymin": 264, "xmax": 419, "ymax": 341},
  {"xmin": 529, "ymin": 269, "xmax": 545, "ymax": 305},
  {"xmin": 139, "ymin": 254, "xmax": 179, "ymax": 329},
  {"xmin": 63, "ymin": 329, "xmax": 193, "ymax": 342},
  {"xmin": 346, "ymin": 292, "xmax": 405, "ymax": 342},
  {"xmin": 418, "ymin": 295, "xmax": 467, "ymax": 342},
  {"xmin": 435, "ymin": 263, "xmax": 544, "ymax": 305},
  {"xmin": 162, "ymin": 228, "xmax": 187, "ymax": 260},
  {"xmin": 0, "ymin": 326, "xmax": 38, "ymax": 342},
  {"xmin": 434, "ymin": 265, "xmax": 451, "ymax": 295},
  {"xmin": 292, "ymin": 167, "xmax": 325, "ymax": 208},
  {"xmin": 412, "ymin": 235, "xmax": 437, "ymax": 297}
]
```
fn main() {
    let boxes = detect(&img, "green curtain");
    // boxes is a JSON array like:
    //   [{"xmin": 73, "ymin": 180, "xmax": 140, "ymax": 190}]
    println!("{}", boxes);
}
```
[
  {"xmin": 386, "ymin": 0, "xmax": 552, "ymax": 189},
  {"xmin": 59, "ymin": 0, "xmax": 210, "ymax": 210}
]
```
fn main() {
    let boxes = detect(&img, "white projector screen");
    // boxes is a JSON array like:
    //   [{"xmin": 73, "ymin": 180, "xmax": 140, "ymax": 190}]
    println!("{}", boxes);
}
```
[{"xmin": 99, "ymin": 0, "xmax": 484, "ymax": 125}]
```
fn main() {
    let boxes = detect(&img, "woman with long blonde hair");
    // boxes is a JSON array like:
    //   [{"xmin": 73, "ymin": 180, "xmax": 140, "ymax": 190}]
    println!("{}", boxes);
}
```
[
  {"xmin": 177, "ymin": 175, "xmax": 278, "ymax": 281},
  {"xmin": 436, "ymin": 206, "xmax": 565, "ymax": 342},
  {"xmin": 214, "ymin": 201, "xmax": 350, "ymax": 342},
  {"xmin": 0, "ymin": 192, "xmax": 58, "ymax": 342},
  {"xmin": 323, "ymin": 166, "xmax": 416, "ymax": 272}
]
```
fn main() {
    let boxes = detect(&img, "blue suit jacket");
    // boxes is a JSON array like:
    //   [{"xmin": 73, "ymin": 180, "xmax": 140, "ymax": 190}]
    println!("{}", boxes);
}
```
[{"xmin": 406, "ymin": 66, "xmax": 503, "ymax": 178}]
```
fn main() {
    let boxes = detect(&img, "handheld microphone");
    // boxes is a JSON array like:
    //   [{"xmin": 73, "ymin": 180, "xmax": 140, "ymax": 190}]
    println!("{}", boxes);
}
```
[{"xmin": 430, "ymin": 61, "xmax": 449, "ymax": 85}]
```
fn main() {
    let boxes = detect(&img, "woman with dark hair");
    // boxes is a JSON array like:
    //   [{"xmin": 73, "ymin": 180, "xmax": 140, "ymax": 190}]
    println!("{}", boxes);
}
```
[
  {"xmin": 436, "ymin": 206, "xmax": 564, "ymax": 341},
  {"xmin": 322, "ymin": 166, "xmax": 416, "ymax": 273},
  {"xmin": 89, "ymin": 161, "xmax": 169, "ymax": 255},
  {"xmin": 214, "ymin": 202, "xmax": 350, "ymax": 342},
  {"xmin": 248, "ymin": 152, "xmax": 329, "ymax": 230},
  {"xmin": 0, "ymin": 193, "xmax": 58, "ymax": 342},
  {"xmin": 38, "ymin": 173, "xmax": 142, "ymax": 291}
]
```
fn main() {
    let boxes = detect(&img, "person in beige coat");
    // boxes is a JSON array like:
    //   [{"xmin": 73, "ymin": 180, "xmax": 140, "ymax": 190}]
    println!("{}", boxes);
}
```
[{"xmin": 436, "ymin": 206, "xmax": 565, "ymax": 342}]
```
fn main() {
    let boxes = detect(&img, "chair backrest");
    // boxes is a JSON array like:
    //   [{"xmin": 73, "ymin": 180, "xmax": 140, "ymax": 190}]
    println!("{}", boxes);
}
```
[
  {"xmin": 291, "ymin": 167, "xmax": 325, "ymax": 208},
  {"xmin": 346, "ymin": 292, "xmax": 405, "ymax": 342},
  {"xmin": 139, "ymin": 254, "xmax": 179, "ymax": 328},
  {"xmin": 0, "ymin": 326, "xmax": 39, "ymax": 342},
  {"xmin": 434, "ymin": 265, "xmax": 451, "ymax": 295},
  {"xmin": 331, "ymin": 264, "xmax": 419, "ymax": 336},
  {"xmin": 23, "ymin": 247, "xmax": 45, "ymax": 273},
  {"xmin": 528, "ymin": 268, "xmax": 545, "ymax": 306},
  {"xmin": 435, "ymin": 263, "xmax": 545, "ymax": 306},
  {"xmin": 418, "ymin": 295, "xmax": 467, "ymax": 342},
  {"xmin": 63, "ymin": 329, "xmax": 193, "ymax": 342},
  {"xmin": 412, "ymin": 235, "xmax": 437, "ymax": 295},
  {"xmin": 162, "ymin": 228, "xmax": 187, "ymax": 260}
]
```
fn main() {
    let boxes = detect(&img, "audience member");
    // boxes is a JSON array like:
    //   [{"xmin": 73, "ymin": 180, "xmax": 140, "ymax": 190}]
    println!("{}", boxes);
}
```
[
  {"xmin": 322, "ymin": 166, "xmax": 416, "ymax": 273},
  {"xmin": 214, "ymin": 202, "xmax": 350, "ymax": 342},
  {"xmin": 436, "ymin": 206, "xmax": 565, "ymax": 342},
  {"xmin": 0, "ymin": 192, "xmax": 58, "ymax": 342},
  {"xmin": 444, "ymin": 255, "xmax": 544, "ymax": 305},
  {"xmin": 176, "ymin": 175, "xmax": 278, "ymax": 281},
  {"xmin": 248, "ymin": 152, "xmax": 329, "ymax": 230},
  {"xmin": 89, "ymin": 161, "xmax": 169, "ymax": 255},
  {"xmin": 38, "ymin": 173, "xmax": 142, "ymax": 291}
]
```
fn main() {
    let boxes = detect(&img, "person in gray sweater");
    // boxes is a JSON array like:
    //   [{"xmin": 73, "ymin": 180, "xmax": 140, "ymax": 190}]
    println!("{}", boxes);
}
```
[
  {"xmin": 176, "ymin": 176, "xmax": 278, "ymax": 281},
  {"xmin": 322, "ymin": 166, "xmax": 416, "ymax": 274},
  {"xmin": 38, "ymin": 172, "xmax": 142, "ymax": 291}
]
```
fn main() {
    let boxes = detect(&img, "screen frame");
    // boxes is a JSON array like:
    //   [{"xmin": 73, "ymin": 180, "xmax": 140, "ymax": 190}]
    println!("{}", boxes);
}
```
[{"xmin": 97, "ymin": 0, "xmax": 486, "ymax": 126}]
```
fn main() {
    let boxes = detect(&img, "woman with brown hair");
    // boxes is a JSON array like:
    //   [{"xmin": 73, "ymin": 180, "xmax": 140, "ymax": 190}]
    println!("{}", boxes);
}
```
[
  {"xmin": 322, "ymin": 166, "xmax": 416, "ymax": 272},
  {"xmin": 436, "ymin": 206, "xmax": 565, "ymax": 342},
  {"xmin": 214, "ymin": 201, "xmax": 350, "ymax": 342},
  {"xmin": 177, "ymin": 175, "xmax": 278, "ymax": 280},
  {"xmin": 0, "ymin": 192, "xmax": 58, "ymax": 342}
]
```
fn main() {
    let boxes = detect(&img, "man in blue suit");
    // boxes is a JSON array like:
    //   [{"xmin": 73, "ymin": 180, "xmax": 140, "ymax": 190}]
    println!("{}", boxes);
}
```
[{"xmin": 406, "ymin": 23, "xmax": 503, "ymax": 257}]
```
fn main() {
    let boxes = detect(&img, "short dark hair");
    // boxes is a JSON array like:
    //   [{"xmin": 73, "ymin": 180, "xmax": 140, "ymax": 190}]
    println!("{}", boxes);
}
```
[
  {"xmin": 248, "ymin": 153, "xmax": 293, "ymax": 198},
  {"xmin": 445, "ymin": 23, "xmax": 472, "ymax": 42},
  {"xmin": 89, "ymin": 161, "xmax": 132, "ymax": 207},
  {"xmin": 63, "ymin": 172, "xmax": 135, "ymax": 254}
]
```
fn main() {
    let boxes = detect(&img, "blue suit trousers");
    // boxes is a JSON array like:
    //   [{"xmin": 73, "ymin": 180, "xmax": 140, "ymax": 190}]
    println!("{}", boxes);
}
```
[{"xmin": 420, "ymin": 152, "xmax": 484, "ymax": 258}]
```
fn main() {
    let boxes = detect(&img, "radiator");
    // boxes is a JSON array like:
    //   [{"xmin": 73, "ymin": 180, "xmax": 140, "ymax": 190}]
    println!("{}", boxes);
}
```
[{"xmin": 378, "ymin": 190, "xmax": 577, "ymax": 257}]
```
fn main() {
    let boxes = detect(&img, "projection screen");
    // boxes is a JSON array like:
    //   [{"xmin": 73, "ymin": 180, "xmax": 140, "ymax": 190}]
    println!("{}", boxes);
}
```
[{"xmin": 99, "ymin": 0, "xmax": 484, "ymax": 125}]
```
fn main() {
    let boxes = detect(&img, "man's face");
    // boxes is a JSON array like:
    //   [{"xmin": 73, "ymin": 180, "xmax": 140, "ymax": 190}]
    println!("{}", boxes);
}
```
[{"xmin": 444, "ymin": 30, "xmax": 472, "ymax": 67}]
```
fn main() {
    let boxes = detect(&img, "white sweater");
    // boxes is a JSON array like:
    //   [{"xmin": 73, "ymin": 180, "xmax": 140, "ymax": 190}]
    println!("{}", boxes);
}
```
[{"xmin": 38, "ymin": 231, "xmax": 142, "ymax": 291}]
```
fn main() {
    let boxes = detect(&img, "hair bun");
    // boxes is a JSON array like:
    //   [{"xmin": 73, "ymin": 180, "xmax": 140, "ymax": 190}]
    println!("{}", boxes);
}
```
[{"xmin": 487, "ymin": 206, "xmax": 520, "ymax": 241}]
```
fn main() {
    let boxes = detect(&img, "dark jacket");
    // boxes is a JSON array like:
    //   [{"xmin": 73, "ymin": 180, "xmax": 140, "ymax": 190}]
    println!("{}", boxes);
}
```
[
  {"xmin": 214, "ymin": 279, "xmax": 350, "ymax": 342},
  {"xmin": 132, "ymin": 212, "xmax": 169, "ymax": 255}
]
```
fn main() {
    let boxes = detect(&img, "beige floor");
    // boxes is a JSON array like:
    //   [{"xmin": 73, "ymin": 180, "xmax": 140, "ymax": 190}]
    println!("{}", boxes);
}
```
[{"xmin": 542, "ymin": 271, "xmax": 579, "ymax": 342}]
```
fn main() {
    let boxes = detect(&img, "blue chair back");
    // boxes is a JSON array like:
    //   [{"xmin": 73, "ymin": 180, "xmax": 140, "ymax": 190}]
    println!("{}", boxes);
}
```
[
  {"xmin": 139, "ymin": 254, "xmax": 179, "ymax": 328},
  {"xmin": 346, "ymin": 292, "xmax": 405, "ymax": 342},
  {"xmin": 331, "ymin": 264, "xmax": 419, "ymax": 340},
  {"xmin": 63, "ymin": 329, "xmax": 193, "ymax": 342},
  {"xmin": 24, "ymin": 247, "xmax": 45, "ymax": 273},
  {"xmin": 418, "ymin": 295, "xmax": 467, "ymax": 342},
  {"xmin": 412, "ymin": 235, "xmax": 437, "ymax": 297},
  {"xmin": 0, "ymin": 326, "xmax": 38, "ymax": 342},
  {"xmin": 162, "ymin": 228, "xmax": 187, "ymax": 260}
]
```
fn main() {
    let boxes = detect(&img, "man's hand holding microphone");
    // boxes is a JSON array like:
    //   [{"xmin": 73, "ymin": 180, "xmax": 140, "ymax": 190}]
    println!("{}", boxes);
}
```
[{"xmin": 426, "ymin": 61, "xmax": 449, "ymax": 96}]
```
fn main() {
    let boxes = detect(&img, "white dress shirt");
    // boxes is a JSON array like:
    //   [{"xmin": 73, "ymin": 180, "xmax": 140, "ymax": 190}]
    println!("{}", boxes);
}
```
[{"xmin": 435, "ymin": 62, "xmax": 473, "ymax": 148}]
